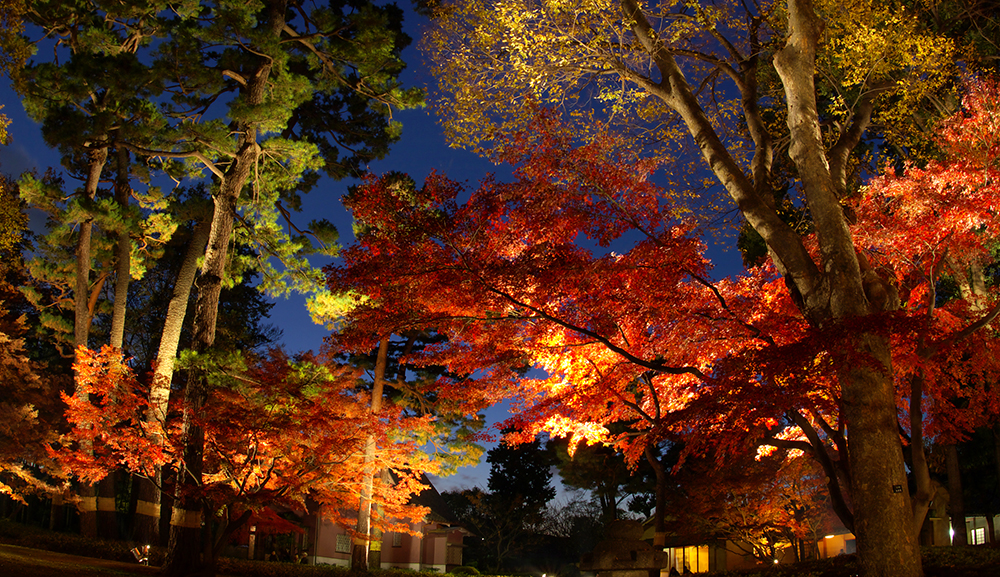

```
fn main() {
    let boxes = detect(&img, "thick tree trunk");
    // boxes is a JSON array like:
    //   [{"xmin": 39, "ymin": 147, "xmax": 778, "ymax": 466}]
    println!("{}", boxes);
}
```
[
  {"xmin": 159, "ymin": 466, "xmax": 174, "ymax": 547},
  {"xmin": 133, "ymin": 470, "xmax": 160, "ymax": 544},
  {"xmin": 840, "ymin": 335, "xmax": 920, "ymax": 577},
  {"xmin": 96, "ymin": 473, "xmax": 118, "ymax": 539},
  {"xmin": 162, "ymin": 79, "xmax": 265, "ymax": 576},
  {"xmin": 353, "ymin": 338, "xmax": 389, "ymax": 571},
  {"xmin": 76, "ymin": 138, "xmax": 109, "ymax": 539},
  {"xmin": 622, "ymin": 4, "xmax": 920, "ymax": 571},
  {"xmin": 369, "ymin": 468, "xmax": 392, "ymax": 569},
  {"xmin": 48, "ymin": 493, "xmax": 66, "ymax": 532},
  {"xmin": 134, "ymin": 219, "xmax": 210, "ymax": 544},
  {"xmin": 159, "ymin": 2, "xmax": 281, "ymax": 568},
  {"xmin": 770, "ymin": 1, "xmax": 918, "ymax": 574},
  {"xmin": 946, "ymin": 443, "xmax": 967, "ymax": 546},
  {"xmin": 151, "ymin": 219, "xmax": 211, "ymax": 388},
  {"xmin": 94, "ymin": 146, "xmax": 134, "ymax": 540},
  {"xmin": 109, "ymin": 145, "xmax": 131, "ymax": 350},
  {"xmin": 162, "ymin": 190, "xmax": 245, "ymax": 577}
]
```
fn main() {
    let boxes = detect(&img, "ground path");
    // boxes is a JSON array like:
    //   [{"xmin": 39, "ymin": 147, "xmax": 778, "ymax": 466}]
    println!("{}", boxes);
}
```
[{"xmin": 0, "ymin": 542, "xmax": 158, "ymax": 577}]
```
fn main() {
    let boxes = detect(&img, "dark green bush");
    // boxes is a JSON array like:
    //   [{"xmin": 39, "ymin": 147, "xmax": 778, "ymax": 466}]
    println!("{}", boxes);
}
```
[
  {"xmin": 450, "ymin": 566, "xmax": 481, "ymax": 576},
  {"xmin": 921, "ymin": 545, "xmax": 1000, "ymax": 570}
]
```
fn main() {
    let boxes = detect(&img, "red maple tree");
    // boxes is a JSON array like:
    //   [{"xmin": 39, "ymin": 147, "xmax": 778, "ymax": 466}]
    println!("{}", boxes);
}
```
[
  {"xmin": 670, "ymin": 449, "xmax": 833, "ymax": 564},
  {"xmin": 327, "ymin": 111, "xmax": 818, "ymax": 536},
  {"xmin": 327, "ymin": 79, "xmax": 1000, "ymax": 544},
  {"xmin": 848, "ymin": 76, "xmax": 1000, "ymax": 533},
  {"xmin": 57, "ymin": 346, "xmax": 434, "ymax": 569}
]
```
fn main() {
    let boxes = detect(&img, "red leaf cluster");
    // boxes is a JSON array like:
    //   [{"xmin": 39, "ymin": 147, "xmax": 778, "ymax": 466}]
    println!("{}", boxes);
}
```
[
  {"xmin": 327, "ymin": 113, "xmax": 829, "ymax": 467},
  {"xmin": 328, "ymin": 79, "xmax": 1000, "ymax": 518},
  {"xmin": 58, "ymin": 346, "xmax": 434, "ymax": 535},
  {"xmin": 852, "ymin": 76, "xmax": 1000, "ymax": 442}
]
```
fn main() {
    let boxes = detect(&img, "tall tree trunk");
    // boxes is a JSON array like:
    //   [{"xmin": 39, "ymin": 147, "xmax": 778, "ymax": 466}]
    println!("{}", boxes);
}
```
[
  {"xmin": 75, "ymin": 137, "xmax": 109, "ymax": 538},
  {"xmin": 94, "ymin": 145, "xmax": 134, "ymax": 540},
  {"xmin": 162, "ymin": 75, "xmax": 266, "ymax": 576},
  {"xmin": 353, "ymin": 338, "xmax": 388, "ymax": 571},
  {"xmin": 644, "ymin": 445, "xmax": 667, "ymax": 548},
  {"xmin": 772, "ymin": 2, "xmax": 918, "ymax": 575},
  {"xmin": 48, "ymin": 493, "xmax": 65, "ymax": 531},
  {"xmin": 619, "ymin": 0, "xmax": 919, "ymax": 572},
  {"xmin": 838, "ymin": 335, "xmax": 920, "ymax": 576},
  {"xmin": 160, "ymin": 3, "xmax": 280, "ymax": 570},
  {"xmin": 946, "ymin": 443, "xmax": 967, "ymax": 546},
  {"xmin": 109, "ymin": 145, "xmax": 131, "ymax": 350},
  {"xmin": 939, "ymin": 257, "xmax": 989, "ymax": 547},
  {"xmin": 910, "ymin": 373, "xmax": 935, "ymax": 537},
  {"xmin": 134, "ymin": 219, "xmax": 210, "ymax": 545},
  {"xmin": 163, "ymin": 193, "xmax": 240, "ymax": 576},
  {"xmin": 368, "ymin": 469, "xmax": 391, "ymax": 569}
]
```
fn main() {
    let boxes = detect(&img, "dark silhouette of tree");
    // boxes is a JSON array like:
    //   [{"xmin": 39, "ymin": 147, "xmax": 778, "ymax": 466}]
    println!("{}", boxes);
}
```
[
  {"xmin": 440, "ymin": 434, "xmax": 555, "ymax": 572},
  {"xmin": 547, "ymin": 434, "xmax": 655, "ymax": 525}
]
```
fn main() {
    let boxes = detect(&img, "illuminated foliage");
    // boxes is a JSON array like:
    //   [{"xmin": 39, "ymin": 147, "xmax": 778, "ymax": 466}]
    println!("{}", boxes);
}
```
[
  {"xmin": 0, "ymin": 173, "xmax": 26, "ymax": 256},
  {"xmin": 328, "ymin": 112, "xmax": 725, "ymax": 460},
  {"xmin": 0, "ymin": 0, "xmax": 28, "ymax": 82},
  {"xmin": 331, "ymin": 77, "xmax": 1000, "ymax": 575},
  {"xmin": 418, "ymin": 1, "xmax": 1000, "ymax": 574},
  {"xmin": 422, "ymin": 0, "xmax": 953, "ymax": 169},
  {"xmin": 672, "ymin": 450, "xmax": 833, "ymax": 564},
  {"xmin": 9, "ymin": 0, "xmax": 421, "ymax": 569},
  {"xmin": 0, "ymin": 187, "xmax": 69, "ymax": 503},
  {"xmin": 58, "ymin": 346, "xmax": 435, "ymax": 563},
  {"xmin": 851, "ymin": 76, "xmax": 1000, "ymax": 439},
  {"xmin": 0, "ymin": 312, "xmax": 67, "ymax": 502}
]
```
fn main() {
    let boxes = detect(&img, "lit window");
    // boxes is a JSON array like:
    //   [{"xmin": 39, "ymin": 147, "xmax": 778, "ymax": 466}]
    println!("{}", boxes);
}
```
[
  {"xmin": 336, "ymin": 534, "xmax": 351, "ymax": 553},
  {"xmin": 972, "ymin": 527, "xmax": 987, "ymax": 545}
]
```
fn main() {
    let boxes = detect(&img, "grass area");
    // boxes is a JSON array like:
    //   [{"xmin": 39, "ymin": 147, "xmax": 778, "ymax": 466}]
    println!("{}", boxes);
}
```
[{"xmin": 3, "ymin": 520, "xmax": 1000, "ymax": 576}]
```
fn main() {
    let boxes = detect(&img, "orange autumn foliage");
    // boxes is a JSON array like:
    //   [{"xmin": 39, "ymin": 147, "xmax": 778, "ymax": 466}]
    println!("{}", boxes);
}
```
[
  {"xmin": 58, "ymin": 346, "xmax": 435, "ymax": 538},
  {"xmin": 329, "ymin": 110, "xmax": 853, "ymax": 462},
  {"xmin": 852, "ymin": 76, "xmax": 1000, "ymax": 443},
  {"xmin": 328, "ymin": 81, "xmax": 1000, "ymax": 538}
]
